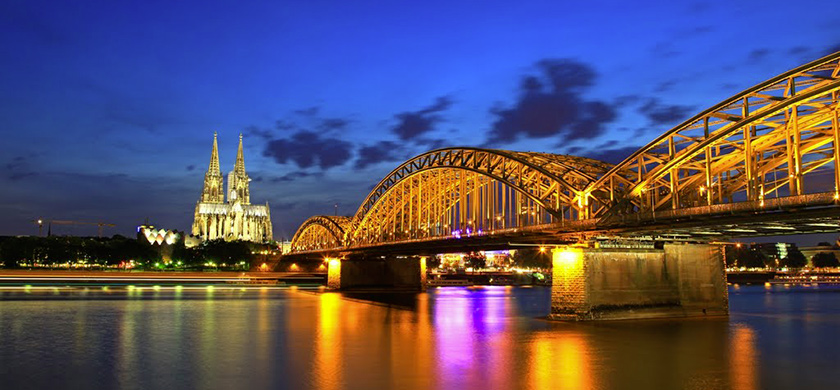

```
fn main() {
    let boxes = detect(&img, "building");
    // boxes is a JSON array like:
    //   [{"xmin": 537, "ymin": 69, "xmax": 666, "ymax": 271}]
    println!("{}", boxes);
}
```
[{"xmin": 192, "ymin": 133, "xmax": 273, "ymax": 243}]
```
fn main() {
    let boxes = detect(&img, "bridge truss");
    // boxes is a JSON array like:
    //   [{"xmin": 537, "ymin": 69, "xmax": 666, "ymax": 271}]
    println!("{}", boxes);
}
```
[{"xmin": 289, "ymin": 51, "xmax": 840, "ymax": 254}]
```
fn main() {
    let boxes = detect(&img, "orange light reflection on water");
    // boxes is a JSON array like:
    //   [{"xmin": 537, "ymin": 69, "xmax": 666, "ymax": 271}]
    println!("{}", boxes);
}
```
[{"xmin": 529, "ymin": 332, "xmax": 596, "ymax": 390}]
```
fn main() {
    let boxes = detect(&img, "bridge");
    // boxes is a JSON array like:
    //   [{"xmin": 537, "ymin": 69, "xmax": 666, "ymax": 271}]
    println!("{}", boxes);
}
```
[{"xmin": 285, "ymin": 51, "xmax": 840, "ymax": 320}]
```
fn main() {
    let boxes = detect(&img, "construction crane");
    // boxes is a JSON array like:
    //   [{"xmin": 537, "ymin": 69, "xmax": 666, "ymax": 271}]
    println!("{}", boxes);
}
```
[{"xmin": 32, "ymin": 219, "xmax": 116, "ymax": 238}]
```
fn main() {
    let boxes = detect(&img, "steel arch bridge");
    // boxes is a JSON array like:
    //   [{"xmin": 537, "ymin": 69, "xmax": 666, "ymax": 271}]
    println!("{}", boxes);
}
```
[{"xmin": 289, "ymin": 51, "xmax": 840, "ymax": 255}]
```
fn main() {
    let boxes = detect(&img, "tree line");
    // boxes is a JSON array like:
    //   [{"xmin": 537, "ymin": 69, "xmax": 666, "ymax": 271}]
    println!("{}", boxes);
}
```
[{"xmin": 0, "ymin": 235, "xmax": 260, "ymax": 270}]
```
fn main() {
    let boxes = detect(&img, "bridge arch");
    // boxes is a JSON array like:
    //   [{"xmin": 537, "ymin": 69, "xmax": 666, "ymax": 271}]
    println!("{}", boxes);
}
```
[
  {"xmin": 289, "ymin": 215, "xmax": 352, "ymax": 253},
  {"xmin": 346, "ymin": 147, "xmax": 613, "ymax": 246},
  {"xmin": 585, "ymin": 51, "xmax": 840, "ymax": 218}
]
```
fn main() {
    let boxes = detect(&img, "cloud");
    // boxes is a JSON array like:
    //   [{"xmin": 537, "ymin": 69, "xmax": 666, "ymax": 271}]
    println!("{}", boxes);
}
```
[
  {"xmin": 486, "ymin": 59, "xmax": 617, "ymax": 145},
  {"xmin": 5, "ymin": 156, "xmax": 37, "ymax": 181},
  {"xmin": 789, "ymin": 46, "xmax": 809, "ymax": 56},
  {"xmin": 320, "ymin": 118, "xmax": 350, "ymax": 132},
  {"xmin": 245, "ymin": 125, "xmax": 273, "ymax": 140},
  {"xmin": 294, "ymin": 106, "xmax": 320, "ymax": 117},
  {"xmin": 186, "ymin": 164, "xmax": 196, "ymax": 171},
  {"xmin": 654, "ymin": 80, "xmax": 677, "ymax": 93},
  {"xmin": 271, "ymin": 171, "xmax": 324, "ymax": 182},
  {"xmin": 747, "ymin": 48, "xmax": 770, "ymax": 62},
  {"xmin": 637, "ymin": 98, "xmax": 695, "ymax": 127},
  {"xmin": 583, "ymin": 146, "xmax": 640, "ymax": 165},
  {"xmin": 263, "ymin": 131, "xmax": 353, "ymax": 170},
  {"xmin": 391, "ymin": 96, "xmax": 453, "ymax": 141},
  {"xmin": 355, "ymin": 141, "xmax": 405, "ymax": 169}
]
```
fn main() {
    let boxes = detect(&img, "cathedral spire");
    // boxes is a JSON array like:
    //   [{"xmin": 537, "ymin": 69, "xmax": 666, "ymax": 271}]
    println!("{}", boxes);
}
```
[
  {"xmin": 200, "ymin": 132, "xmax": 224, "ymax": 203},
  {"xmin": 228, "ymin": 133, "xmax": 251, "ymax": 205},
  {"xmin": 234, "ymin": 133, "xmax": 246, "ymax": 175},
  {"xmin": 208, "ymin": 132, "xmax": 221, "ymax": 176}
]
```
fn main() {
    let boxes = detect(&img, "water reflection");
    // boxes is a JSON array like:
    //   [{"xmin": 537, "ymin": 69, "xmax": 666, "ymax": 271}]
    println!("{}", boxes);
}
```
[
  {"xmin": 730, "ymin": 324, "xmax": 758, "ymax": 390},
  {"xmin": 2, "ymin": 285, "xmax": 837, "ymax": 390}
]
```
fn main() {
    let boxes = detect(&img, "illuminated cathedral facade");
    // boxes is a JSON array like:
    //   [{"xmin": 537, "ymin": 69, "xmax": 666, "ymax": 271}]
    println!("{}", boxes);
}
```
[{"xmin": 192, "ymin": 133, "xmax": 273, "ymax": 242}]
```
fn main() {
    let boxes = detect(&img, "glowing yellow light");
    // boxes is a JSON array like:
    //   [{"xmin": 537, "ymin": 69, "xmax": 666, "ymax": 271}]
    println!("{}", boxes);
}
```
[
  {"xmin": 290, "ymin": 263, "xmax": 300, "ymax": 271},
  {"xmin": 553, "ymin": 248, "xmax": 583, "ymax": 265},
  {"xmin": 539, "ymin": 246, "xmax": 546, "ymax": 253}
]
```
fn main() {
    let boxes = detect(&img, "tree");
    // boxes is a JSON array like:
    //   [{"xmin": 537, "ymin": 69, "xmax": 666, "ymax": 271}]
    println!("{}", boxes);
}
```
[
  {"xmin": 511, "ymin": 248, "xmax": 551, "ymax": 269},
  {"xmin": 202, "ymin": 239, "xmax": 253, "ymax": 268},
  {"xmin": 733, "ymin": 247, "xmax": 766, "ymax": 269},
  {"xmin": 811, "ymin": 252, "xmax": 840, "ymax": 268},
  {"xmin": 464, "ymin": 252, "xmax": 486, "ymax": 269},
  {"xmin": 780, "ymin": 250, "xmax": 807, "ymax": 268}
]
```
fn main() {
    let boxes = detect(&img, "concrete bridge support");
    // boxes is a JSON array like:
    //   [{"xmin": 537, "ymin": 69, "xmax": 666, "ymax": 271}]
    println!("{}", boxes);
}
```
[
  {"xmin": 327, "ymin": 256, "xmax": 427, "ymax": 291},
  {"xmin": 550, "ymin": 243, "xmax": 728, "ymax": 321}
]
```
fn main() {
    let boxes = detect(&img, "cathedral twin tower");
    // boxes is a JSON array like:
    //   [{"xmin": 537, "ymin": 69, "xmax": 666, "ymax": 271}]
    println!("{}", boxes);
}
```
[{"xmin": 192, "ymin": 133, "xmax": 273, "ymax": 242}]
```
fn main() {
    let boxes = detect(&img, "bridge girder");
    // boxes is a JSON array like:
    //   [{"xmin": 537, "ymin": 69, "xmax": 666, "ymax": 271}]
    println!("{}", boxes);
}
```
[{"xmin": 586, "ymin": 51, "xmax": 840, "ymax": 219}]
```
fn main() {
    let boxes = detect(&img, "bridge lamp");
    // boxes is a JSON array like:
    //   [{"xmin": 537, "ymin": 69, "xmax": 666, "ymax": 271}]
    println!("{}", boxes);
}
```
[
  {"xmin": 539, "ymin": 246, "xmax": 546, "ymax": 253},
  {"xmin": 553, "ymin": 247, "xmax": 583, "ymax": 265}
]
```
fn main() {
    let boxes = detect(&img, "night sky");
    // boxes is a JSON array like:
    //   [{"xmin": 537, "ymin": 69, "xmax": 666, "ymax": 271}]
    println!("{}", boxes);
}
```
[{"xmin": 2, "ymin": 1, "xmax": 839, "ymax": 242}]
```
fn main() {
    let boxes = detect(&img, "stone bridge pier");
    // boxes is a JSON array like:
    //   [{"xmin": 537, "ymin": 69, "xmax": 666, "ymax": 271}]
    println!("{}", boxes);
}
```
[
  {"xmin": 550, "ymin": 243, "xmax": 728, "ymax": 321},
  {"xmin": 327, "ymin": 255, "xmax": 427, "ymax": 291}
]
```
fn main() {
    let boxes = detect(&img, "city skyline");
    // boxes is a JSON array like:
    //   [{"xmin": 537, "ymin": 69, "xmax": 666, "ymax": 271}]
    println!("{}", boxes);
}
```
[{"xmin": 2, "ymin": 1, "xmax": 840, "ymax": 241}]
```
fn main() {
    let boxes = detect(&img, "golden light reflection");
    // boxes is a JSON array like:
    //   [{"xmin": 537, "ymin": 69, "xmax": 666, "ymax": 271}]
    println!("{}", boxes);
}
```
[
  {"xmin": 730, "ymin": 325, "xmax": 758, "ymax": 390},
  {"xmin": 529, "ymin": 332, "xmax": 596, "ymax": 390},
  {"xmin": 315, "ymin": 293, "xmax": 342, "ymax": 390}
]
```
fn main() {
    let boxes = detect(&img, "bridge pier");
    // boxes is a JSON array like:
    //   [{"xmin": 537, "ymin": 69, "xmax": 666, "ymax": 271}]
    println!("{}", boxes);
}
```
[
  {"xmin": 327, "ymin": 256, "xmax": 427, "ymax": 291},
  {"xmin": 550, "ymin": 243, "xmax": 728, "ymax": 321}
]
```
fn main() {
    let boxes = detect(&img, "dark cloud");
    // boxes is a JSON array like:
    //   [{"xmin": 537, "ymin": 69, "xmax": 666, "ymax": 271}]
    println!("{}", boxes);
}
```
[
  {"xmin": 654, "ymin": 80, "xmax": 677, "ymax": 93},
  {"xmin": 5, "ymin": 156, "xmax": 37, "ymax": 181},
  {"xmin": 637, "ymin": 98, "xmax": 695, "ymax": 127},
  {"xmin": 414, "ymin": 138, "xmax": 447, "ymax": 149},
  {"xmin": 598, "ymin": 140, "xmax": 620, "ymax": 149},
  {"xmin": 614, "ymin": 95, "xmax": 641, "ymax": 108},
  {"xmin": 789, "ymin": 46, "xmax": 809, "ymax": 56},
  {"xmin": 263, "ymin": 131, "xmax": 353, "ymax": 170},
  {"xmin": 391, "ymin": 96, "xmax": 453, "ymax": 141},
  {"xmin": 565, "ymin": 146, "xmax": 585, "ymax": 155},
  {"xmin": 294, "ymin": 106, "xmax": 320, "ymax": 117},
  {"xmin": 355, "ymin": 141, "xmax": 405, "ymax": 169},
  {"xmin": 245, "ymin": 125, "xmax": 273, "ymax": 140},
  {"xmin": 747, "ymin": 48, "xmax": 770, "ymax": 62},
  {"xmin": 320, "ymin": 118, "xmax": 350, "ymax": 132},
  {"xmin": 583, "ymin": 146, "xmax": 640, "ymax": 165},
  {"xmin": 487, "ymin": 59, "xmax": 617, "ymax": 145},
  {"xmin": 186, "ymin": 164, "xmax": 195, "ymax": 171},
  {"xmin": 271, "ymin": 171, "xmax": 324, "ymax": 182}
]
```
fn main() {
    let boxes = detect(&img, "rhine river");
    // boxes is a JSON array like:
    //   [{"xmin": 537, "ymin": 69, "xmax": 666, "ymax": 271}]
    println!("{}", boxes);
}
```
[{"xmin": 1, "ymin": 284, "xmax": 838, "ymax": 390}]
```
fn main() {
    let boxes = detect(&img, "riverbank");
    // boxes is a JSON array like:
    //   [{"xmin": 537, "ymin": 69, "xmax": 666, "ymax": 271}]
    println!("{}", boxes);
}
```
[{"xmin": 0, "ymin": 270, "xmax": 326, "ymax": 287}]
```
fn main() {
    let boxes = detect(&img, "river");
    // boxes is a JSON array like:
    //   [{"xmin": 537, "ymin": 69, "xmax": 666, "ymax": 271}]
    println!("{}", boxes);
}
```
[{"xmin": 1, "ymin": 284, "xmax": 838, "ymax": 390}]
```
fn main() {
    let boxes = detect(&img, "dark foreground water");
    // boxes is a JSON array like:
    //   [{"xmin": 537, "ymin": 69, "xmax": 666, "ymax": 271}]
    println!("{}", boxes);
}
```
[{"xmin": 1, "ymin": 284, "xmax": 839, "ymax": 390}]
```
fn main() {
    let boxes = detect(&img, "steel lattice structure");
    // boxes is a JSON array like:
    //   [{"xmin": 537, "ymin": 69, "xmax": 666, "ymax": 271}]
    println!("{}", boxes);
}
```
[{"xmin": 289, "ymin": 52, "xmax": 840, "ymax": 254}]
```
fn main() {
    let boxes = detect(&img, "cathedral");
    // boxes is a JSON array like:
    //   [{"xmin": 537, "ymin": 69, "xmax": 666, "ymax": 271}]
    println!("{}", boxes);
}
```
[{"xmin": 192, "ymin": 133, "xmax": 273, "ymax": 242}]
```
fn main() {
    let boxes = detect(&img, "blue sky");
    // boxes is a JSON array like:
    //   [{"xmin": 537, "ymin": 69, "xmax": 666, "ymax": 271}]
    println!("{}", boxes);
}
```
[{"xmin": 1, "ymin": 0, "xmax": 839, "ymax": 241}]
